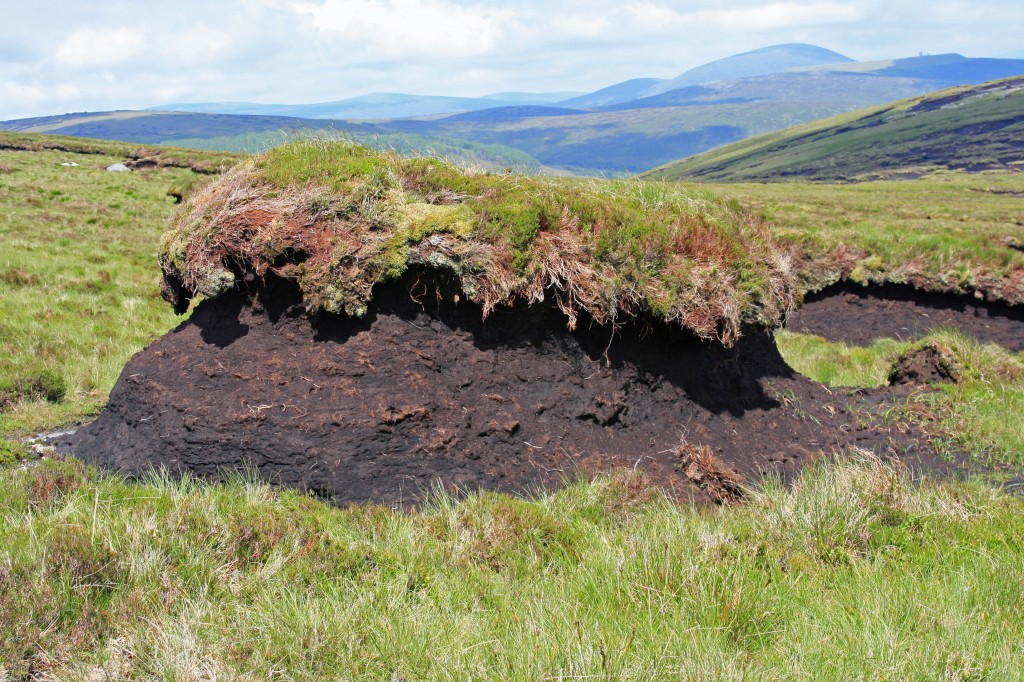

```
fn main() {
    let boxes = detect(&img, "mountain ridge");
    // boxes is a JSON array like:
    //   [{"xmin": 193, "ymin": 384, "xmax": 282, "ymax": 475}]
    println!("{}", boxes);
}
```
[{"xmin": 7, "ymin": 44, "xmax": 1024, "ymax": 176}]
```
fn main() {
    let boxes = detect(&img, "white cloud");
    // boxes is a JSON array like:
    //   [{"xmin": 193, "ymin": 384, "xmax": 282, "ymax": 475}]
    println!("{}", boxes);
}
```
[
  {"xmin": 691, "ymin": 2, "xmax": 865, "ymax": 31},
  {"xmin": 0, "ymin": 80, "xmax": 49, "ymax": 118},
  {"xmin": 166, "ymin": 25, "xmax": 232, "ymax": 66},
  {"xmin": 291, "ymin": 0, "xmax": 509, "ymax": 58},
  {"xmin": 56, "ymin": 27, "xmax": 145, "ymax": 70},
  {"xmin": 1, "ymin": 0, "xmax": 1023, "ymax": 119}
]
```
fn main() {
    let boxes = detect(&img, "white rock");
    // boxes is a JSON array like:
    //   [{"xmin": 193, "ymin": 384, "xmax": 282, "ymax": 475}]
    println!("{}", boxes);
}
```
[{"xmin": 106, "ymin": 163, "xmax": 131, "ymax": 172}]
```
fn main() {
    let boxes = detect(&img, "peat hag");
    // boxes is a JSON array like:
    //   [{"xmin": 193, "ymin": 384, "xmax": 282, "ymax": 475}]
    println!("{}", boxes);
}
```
[
  {"xmin": 69, "ymin": 141, "xmax": 944, "ymax": 505},
  {"xmin": 789, "ymin": 281, "xmax": 1024, "ymax": 350},
  {"xmin": 73, "ymin": 272, "xmax": 931, "ymax": 506}
]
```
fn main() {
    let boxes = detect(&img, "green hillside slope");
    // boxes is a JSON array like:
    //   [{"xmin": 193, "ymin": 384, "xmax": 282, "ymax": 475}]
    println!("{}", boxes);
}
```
[{"xmin": 642, "ymin": 76, "xmax": 1024, "ymax": 182}]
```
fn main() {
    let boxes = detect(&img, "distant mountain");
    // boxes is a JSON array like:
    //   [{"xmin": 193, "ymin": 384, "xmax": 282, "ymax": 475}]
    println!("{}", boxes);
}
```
[
  {"xmin": 149, "ymin": 92, "xmax": 584, "ymax": 120},
  {"xmin": 598, "ymin": 72, "xmax": 933, "ymax": 112},
  {"xmin": 645, "ymin": 43, "xmax": 854, "ymax": 95},
  {"xmin": 441, "ymin": 106, "xmax": 588, "ymax": 122},
  {"xmin": 641, "ymin": 76, "xmax": 1024, "ymax": 182},
  {"xmin": 561, "ymin": 43, "xmax": 854, "ymax": 107},
  {"xmin": 557, "ymin": 79, "xmax": 667, "ymax": 108},
  {"xmin": 10, "ymin": 45, "xmax": 1024, "ymax": 176},
  {"xmin": 796, "ymin": 53, "xmax": 1024, "ymax": 84}
]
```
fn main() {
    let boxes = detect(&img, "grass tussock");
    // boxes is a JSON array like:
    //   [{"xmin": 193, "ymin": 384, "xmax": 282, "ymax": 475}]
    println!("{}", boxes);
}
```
[
  {"xmin": 1, "ymin": 454, "xmax": 1021, "ymax": 679},
  {"xmin": 161, "ymin": 139, "xmax": 795, "ymax": 343}
]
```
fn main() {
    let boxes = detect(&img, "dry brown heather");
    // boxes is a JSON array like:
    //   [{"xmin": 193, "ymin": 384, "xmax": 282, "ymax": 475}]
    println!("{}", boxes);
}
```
[{"xmin": 159, "ymin": 140, "xmax": 794, "ymax": 343}]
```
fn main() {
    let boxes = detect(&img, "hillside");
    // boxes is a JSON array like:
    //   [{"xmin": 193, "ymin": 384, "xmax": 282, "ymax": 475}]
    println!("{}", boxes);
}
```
[
  {"xmin": 642, "ymin": 76, "xmax": 1024, "ymax": 182},
  {"xmin": 0, "ymin": 111, "xmax": 544, "ymax": 171}
]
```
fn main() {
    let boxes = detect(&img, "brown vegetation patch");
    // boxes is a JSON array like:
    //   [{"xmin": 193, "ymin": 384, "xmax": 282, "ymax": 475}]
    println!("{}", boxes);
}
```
[
  {"xmin": 791, "ymin": 244, "xmax": 1024, "ymax": 307},
  {"xmin": 128, "ymin": 146, "xmax": 228, "ymax": 174},
  {"xmin": 677, "ymin": 443, "xmax": 745, "ymax": 505}
]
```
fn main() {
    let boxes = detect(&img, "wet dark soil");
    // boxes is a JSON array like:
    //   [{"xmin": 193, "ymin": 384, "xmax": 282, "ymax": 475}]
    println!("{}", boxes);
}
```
[
  {"xmin": 72, "ymin": 272, "xmax": 942, "ymax": 507},
  {"xmin": 788, "ymin": 282, "xmax": 1024, "ymax": 351}
]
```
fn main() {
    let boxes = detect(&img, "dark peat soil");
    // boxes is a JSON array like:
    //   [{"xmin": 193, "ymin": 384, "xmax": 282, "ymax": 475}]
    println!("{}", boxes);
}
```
[
  {"xmin": 788, "ymin": 282, "xmax": 1024, "ymax": 351},
  {"xmin": 72, "ymin": 273, "xmax": 941, "ymax": 507}
]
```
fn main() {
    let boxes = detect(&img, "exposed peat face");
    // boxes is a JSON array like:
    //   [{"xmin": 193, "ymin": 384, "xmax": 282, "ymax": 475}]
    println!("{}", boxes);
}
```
[
  {"xmin": 71, "ymin": 272, "xmax": 943, "ymax": 507},
  {"xmin": 788, "ymin": 282, "xmax": 1024, "ymax": 351}
]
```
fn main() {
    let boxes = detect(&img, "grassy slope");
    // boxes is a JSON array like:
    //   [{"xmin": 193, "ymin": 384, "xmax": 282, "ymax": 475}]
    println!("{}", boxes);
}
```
[
  {"xmin": 703, "ymin": 175, "xmax": 1024, "ymax": 301},
  {"xmin": 643, "ymin": 76, "xmax": 1024, "ymax": 182},
  {"xmin": 0, "ymin": 134, "xmax": 242, "ymax": 433}
]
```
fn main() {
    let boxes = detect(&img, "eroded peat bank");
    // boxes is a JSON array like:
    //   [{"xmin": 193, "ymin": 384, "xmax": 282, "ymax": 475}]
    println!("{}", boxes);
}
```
[{"xmin": 67, "ymin": 141, "xmax": 967, "ymax": 505}]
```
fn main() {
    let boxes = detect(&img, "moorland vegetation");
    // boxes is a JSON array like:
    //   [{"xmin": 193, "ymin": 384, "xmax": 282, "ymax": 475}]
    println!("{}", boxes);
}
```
[
  {"xmin": 2, "ymin": 131, "xmax": 1024, "ymax": 679},
  {"xmin": 161, "ymin": 139, "xmax": 794, "ymax": 343}
]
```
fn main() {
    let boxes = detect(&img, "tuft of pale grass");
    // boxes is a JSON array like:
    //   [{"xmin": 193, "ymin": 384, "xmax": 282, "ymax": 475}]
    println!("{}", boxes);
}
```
[{"xmin": 3, "ymin": 454, "xmax": 1023, "ymax": 679}]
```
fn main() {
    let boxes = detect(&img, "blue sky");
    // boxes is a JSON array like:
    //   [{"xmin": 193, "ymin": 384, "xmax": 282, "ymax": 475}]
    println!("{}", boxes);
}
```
[{"xmin": 1, "ymin": 0, "xmax": 1022, "ymax": 120}]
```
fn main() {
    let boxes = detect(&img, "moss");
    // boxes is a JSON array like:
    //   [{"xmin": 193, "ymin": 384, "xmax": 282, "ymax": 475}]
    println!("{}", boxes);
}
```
[{"xmin": 161, "ymin": 140, "xmax": 795, "ymax": 343}]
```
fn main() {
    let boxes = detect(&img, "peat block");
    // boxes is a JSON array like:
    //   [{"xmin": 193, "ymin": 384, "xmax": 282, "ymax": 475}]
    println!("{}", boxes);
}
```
[{"xmin": 73, "ymin": 273, "xmax": 921, "ymax": 506}]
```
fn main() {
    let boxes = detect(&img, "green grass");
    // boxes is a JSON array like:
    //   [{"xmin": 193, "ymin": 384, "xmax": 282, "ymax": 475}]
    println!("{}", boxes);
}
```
[
  {"xmin": 775, "ymin": 331, "xmax": 903, "ymax": 386},
  {"xmin": 2, "ymin": 455, "xmax": 1022, "ymax": 680},
  {"xmin": 0, "ymin": 135, "xmax": 237, "ymax": 434},
  {"xmin": 704, "ymin": 174, "xmax": 1024, "ymax": 301},
  {"xmin": 777, "ymin": 328, "xmax": 1024, "ymax": 466}
]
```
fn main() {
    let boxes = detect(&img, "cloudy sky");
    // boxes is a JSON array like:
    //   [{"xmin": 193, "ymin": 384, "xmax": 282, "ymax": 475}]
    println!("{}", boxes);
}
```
[{"xmin": 2, "ymin": 0, "xmax": 1022, "ymax": 120}]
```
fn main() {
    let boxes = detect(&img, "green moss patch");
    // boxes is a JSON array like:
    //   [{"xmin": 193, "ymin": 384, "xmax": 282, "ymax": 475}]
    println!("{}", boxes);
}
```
[{"xmin": 160, "ymin": 140, "xmax": 794, "ymax": 343}]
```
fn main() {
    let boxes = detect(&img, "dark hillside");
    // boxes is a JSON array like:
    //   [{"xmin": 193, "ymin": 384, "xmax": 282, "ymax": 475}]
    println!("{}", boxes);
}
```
[{"xmin": 643, "ymin": 76, "xmax": 1024, "ymax": 182}]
